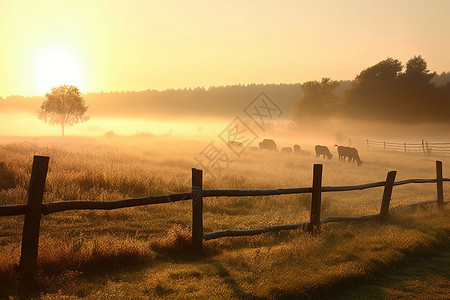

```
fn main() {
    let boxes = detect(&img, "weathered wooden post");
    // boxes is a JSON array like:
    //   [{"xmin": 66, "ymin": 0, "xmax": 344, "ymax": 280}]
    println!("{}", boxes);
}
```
[
  {"xmin": 436, "ymin": 161, "xmax": 444, "ymax": 209},
  {"xmin": 192, "ymin": 168, "xmax": 203, "ymax": 251},
  {"xmin": 19, "ymin": 156, "xmax": 49, "ymax": 286},
  {"xmin": 379, "ymin": 171, "xmax": 396, "ymax": 221},
  {"xmin": 422, "ymin": 139, "xmax": 425, "ymax": 153},
  {"xmin": 404, "ymin": 142, "xmax": 407, "ymax": 153},
  {"xmin": 308, "ymin": 164, "xmax": 322, "ymax": 232},
  {"xmin": 366, "ymin": 139, "xmax": 369, "ymax": 148}
]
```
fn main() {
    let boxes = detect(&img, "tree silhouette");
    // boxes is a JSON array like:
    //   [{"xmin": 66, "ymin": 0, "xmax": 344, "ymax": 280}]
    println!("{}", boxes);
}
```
[
  {"xmin": 357, "ymin": 57, "xmax": 402, "ymax": 84},
  {"xmin": 342, "ymin": 57, "xmax": 403, "ymax": 120},
  {"xmin": 398, "ymin": 56, "xmax": 438, "ymax": 120},
  {"xmin": 39, "ymin": 85, "xmax": 89, "ymax": 136},
  {"xmin": 404, "ymin": 55, "xmax": 435, "ymax": 80},
  {"xmin": 342, "ymin": 55, "xmax": 450, "ymax": 123},
  {"xmin": 294, "ymin": 78, "xmax": 339, "ymax": 121}
]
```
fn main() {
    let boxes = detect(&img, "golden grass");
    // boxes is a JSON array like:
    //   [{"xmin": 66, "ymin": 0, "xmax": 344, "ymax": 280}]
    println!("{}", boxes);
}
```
[{"xmin": 0, "ymin": 136, "xmax": 449, "ymax": 298}]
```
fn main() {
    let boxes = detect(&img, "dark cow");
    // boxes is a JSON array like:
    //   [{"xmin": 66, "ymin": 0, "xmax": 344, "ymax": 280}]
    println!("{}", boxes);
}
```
[
  {"xmin": 259, "ymin": 139, "xmax": 277, "ymax": 151},
  {"xmin": 315, "ymin": 145, "xmax": 333, "ymax": 159},
  {"xmin": 281, "ymin": 147, "xmax": 293, "ymax": 153},
  {"xmin": 334, "ymin": 145, "xmax": 347, "ymax": 161},
  {"xmin": 347, "ymin": 148, "xmax": 363, "ymax": 166},
  {"xmin": 227, "ymin": 140, "xmax": 244, "ymax": 153},
  {"xmin": 293, "ymin": 144, "xmax": 301, "ymax": 153},
  {"xmin": 334, "ymin": 145, "xmax": 362, "ymax": 166}
]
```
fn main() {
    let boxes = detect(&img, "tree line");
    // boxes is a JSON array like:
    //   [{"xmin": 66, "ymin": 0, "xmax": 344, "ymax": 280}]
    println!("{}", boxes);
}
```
[
  {"xmin": 294, "ymin": 56, "xmax": 450, "ymax": 124},
  {"xmin": 0, "ymin": 84, "xmax": 302, "ymax": 121},
  {"xmin": 1, "ymin": 55, "xmax": 449, "ymax": 129},
  {"xmin": 83, "ymin": 83, "xmax": 302, "ymax": 120}
]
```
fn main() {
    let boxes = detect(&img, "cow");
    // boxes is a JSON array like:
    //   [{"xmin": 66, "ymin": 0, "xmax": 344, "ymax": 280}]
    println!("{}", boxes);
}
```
[
  {"xmin": 347, "ymin": 147, "xmax": 363, "ymax": 166},
  {"xmin": 334, "ymin": 145, "xmax": 363, "ymax": 166},
  {"xmin": 315, "ymin": 145, "xmax": 333, "ymax": 159},
  {"xmin": 259, "ymin": 139, "xmax": 277, "ymax": 151},
  {"xmin": 334, "ymin": 145, "xmax": 348, "ymax": 162},
  {"xmin": 227, "ymin": 140, "xmax": 244, "ymax": 153},
  {"xmin": 281, "ymin": 147, "xmax": 293, "ymax": 153},
  {"xmin": 293, "ymin": 144, "xmax": 301, "ymax": 153}
]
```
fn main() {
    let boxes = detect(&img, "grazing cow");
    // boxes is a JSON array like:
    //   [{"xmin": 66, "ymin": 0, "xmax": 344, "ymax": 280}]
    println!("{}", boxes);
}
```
[
  {"xmin": 293, "ymin": 144, "xmax": 301, "ymax": 153},
  {"xmin": 347, "ymin": 147, "xmax": 363, "ymax": 166},
  {"xmin": 227, "ymin": 140, "xmax": 244, "ymax": 153},
  {"xmin": 259, "ymin": 139, "xmax": 277, "ymax": 151},
  {"xmin": 281, "ymin": 147, "xmax": 293, "ymax": 153},
  {"xmin": 334, "ymin": 145, "xmax": 347, "ymax": 161},
  {"xmin": 315, "ymin": 145, "xmax": 333, "ymax": 159},
  {"xmin": 334, "ymin": 145, "xmax": 363, "ymax": 166}
]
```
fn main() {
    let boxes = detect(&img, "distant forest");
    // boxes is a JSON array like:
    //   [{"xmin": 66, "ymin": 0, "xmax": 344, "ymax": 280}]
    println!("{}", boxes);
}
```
[
  {"xmin": 83, "ymin": 83, "xmax": 304, "ymax": 120},
  {"xmin": 1, "ymin": 55, "xmax": 449, "ymax": 124},
  {"xmin": 0, "ymin": 84, "xmax": 304, "ymax": 120}
]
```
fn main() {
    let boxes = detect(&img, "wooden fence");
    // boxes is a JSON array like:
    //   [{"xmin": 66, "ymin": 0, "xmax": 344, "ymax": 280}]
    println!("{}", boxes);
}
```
[
  {"xmin": 0, "ymin": 156, "xmax": 448, "ymax": 285},
  {"xmin": 344, "ymin": 137, "xmax": 450, "ymax": 155}
]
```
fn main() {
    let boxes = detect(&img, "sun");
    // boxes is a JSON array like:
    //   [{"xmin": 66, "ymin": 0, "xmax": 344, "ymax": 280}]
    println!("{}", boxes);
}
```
[{"xmin": 34, "ymin": 46, "xmax": 85, "ymax": 95}]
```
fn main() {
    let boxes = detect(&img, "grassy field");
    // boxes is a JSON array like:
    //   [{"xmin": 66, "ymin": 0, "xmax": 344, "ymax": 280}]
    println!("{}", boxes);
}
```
[{"xmin": 0, "ymin": 136, "xmax": 449, "ymax": 299}]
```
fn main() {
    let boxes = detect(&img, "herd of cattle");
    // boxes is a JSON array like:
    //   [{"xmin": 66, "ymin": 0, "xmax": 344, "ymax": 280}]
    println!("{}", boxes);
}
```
[{"xmin": 227, "ymin": 139, "xmax": 363, "ymax": 166}]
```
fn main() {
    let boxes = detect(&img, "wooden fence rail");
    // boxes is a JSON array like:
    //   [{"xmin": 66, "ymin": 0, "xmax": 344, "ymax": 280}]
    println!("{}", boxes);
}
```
[
  {"xmin": 0, "ymin": 178, "xmax": 442, "ymax": 217},
  {"xmin": 42, "ymin": 193, "xmax": 192, "ymax": 215},
  {"xmin": 345, "ymin": 136, "xmax": 450, "ymax": 155},
  {"xmin": 0, "ymin": 156, "xmax": 448, "ymax": 286}
]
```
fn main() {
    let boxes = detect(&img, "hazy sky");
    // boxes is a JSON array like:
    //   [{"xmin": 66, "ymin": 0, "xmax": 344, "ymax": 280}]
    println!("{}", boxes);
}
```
[{"xmin": 1, "ymin": 0, "xmax": 449, "ymax": 97}]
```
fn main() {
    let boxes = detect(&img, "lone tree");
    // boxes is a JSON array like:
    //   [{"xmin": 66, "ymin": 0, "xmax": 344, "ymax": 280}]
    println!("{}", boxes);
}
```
[{"xmin": 39, "ymin": 85, "xmax": 89, "ymax": 136}]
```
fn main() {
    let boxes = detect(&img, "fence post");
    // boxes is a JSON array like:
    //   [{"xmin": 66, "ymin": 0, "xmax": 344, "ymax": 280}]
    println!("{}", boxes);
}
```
[
  {"xmin": 404, "ymin": 142, "xmax": 407, "ymax": 153},
  {"xmin": 366, "ymin": 139, "xmax": 369, "ymax": 149},
  {"xmin": 426, "ymin": 141, "xmax": 429, "ymax": 153},
  {"xmin": 422, "ymin": 139, "xmax": 425, "ymax": 153},
  {"xmin": 308, "ymin": 164, "xmax": 322, "ymax": 232},
  {"xmin": 384, "ymin": 142, "xmax": 386, "ymax": 151},
  {"xmin": 19, "ymin": 156, "xmax": 49, "ymax": 286},
  {"xmin": 379, "ymin": 171, "xmax": 396, "ymax": 221},
  {"xmin": 192, "ymin": 168, "xmax": 203, "ymax": 251},
  {"xmin": 436, "ymin": 161, "xmax": 444, "ymax": 209}
]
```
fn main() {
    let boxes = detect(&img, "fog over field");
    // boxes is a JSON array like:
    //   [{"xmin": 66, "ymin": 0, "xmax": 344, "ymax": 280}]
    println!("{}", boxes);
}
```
[
  {"xmin": 1, "ymin": 1, "xmax": 450, "ymax": 299},
  {"xmin": 1, "ymin": 70, "xmax": 450, "ymax": 139}
]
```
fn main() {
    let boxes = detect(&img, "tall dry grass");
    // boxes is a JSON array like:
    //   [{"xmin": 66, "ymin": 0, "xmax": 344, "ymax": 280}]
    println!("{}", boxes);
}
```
[{"xmin": 0, "ymin": 136, "xmax": 449, "ymax": 298}]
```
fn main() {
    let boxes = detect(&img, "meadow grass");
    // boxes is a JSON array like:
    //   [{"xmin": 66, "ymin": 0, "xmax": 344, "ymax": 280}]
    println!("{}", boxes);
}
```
[
  {"xmin": 0, "ymin": 136, "xmax": 449, "ymax": 299},
  {"xmin": 332, "ymin": 235, "xmax": 449, "ymax": 300}
]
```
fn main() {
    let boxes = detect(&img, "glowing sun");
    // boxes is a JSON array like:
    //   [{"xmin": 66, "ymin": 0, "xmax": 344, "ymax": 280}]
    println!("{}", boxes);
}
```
[{"xmin": 34, "ymin": 46, "xmax": 85, "ymax": 95}]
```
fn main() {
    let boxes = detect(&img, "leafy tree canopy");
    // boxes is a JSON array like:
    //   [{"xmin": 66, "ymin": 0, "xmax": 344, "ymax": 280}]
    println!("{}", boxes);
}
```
[
  {"xmin": 343, "ymin": 55, "xmax": 448, "ymax": 122},
  {"xmin": 39, "ymin": 85, "xmax": 89, "ymax": 136},
  {"xmin": 293, "ymin": 55, "xmax": 450, "ymax": 124},
  {"xmin": 294, "ymin": 78, "xmax": 339, "ymax": 120},
  {"xmin": 357, "ymin": 57, "xmax": 403, "ymax": 84}
]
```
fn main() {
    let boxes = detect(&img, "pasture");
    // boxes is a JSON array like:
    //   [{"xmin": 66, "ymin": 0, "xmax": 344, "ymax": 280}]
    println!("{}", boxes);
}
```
[{"xmin": 0, "ymin": 135, "xmax": 449, "ymax": 299}]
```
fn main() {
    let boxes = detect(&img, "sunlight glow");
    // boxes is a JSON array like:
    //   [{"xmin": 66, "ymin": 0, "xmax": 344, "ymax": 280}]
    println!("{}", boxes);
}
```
[{"xmin": 34, "ymin": 46, "xmax": 85, "ymax": 95}]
